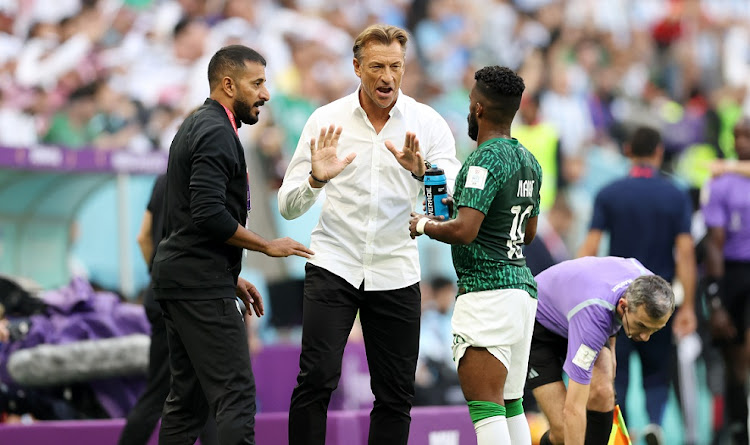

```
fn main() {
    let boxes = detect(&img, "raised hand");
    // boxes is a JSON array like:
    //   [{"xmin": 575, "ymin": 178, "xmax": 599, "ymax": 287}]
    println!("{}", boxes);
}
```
[
  {"xmin": 385, "ymin": 132, "xmax": 425, "ymax": 177},
  {"xmin": 263, "ymin": 237, "xmax": 314, "ymax": 258},
  {"xmin": 310, "ymin": 125, "xmax": 357, "ymax": 183}
]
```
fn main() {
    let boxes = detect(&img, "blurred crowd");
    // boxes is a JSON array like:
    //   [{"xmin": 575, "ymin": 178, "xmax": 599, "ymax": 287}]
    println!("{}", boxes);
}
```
[
  {"xmin": 0, "ymin": 0, "xmax": 747, "ymax": 167},
  {"xmin": 2, "ymin": 0, "xmax": 749, "ymax": 241}
]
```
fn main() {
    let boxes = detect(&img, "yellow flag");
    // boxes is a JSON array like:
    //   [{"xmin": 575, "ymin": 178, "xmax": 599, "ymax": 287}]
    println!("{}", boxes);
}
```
[{"xmin": 608, "ymin": 405, "xmax": 631, "ymax": 445}]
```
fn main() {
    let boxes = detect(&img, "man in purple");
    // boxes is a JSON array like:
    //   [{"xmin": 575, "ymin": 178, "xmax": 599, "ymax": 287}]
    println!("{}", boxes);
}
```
[
  {"xmin": 701, "ymin": 117, "xmax": 750, "ymax": 445},
  {"xmin": 526, "ymin": 256, "xmax": 675, "ymax": 445}
]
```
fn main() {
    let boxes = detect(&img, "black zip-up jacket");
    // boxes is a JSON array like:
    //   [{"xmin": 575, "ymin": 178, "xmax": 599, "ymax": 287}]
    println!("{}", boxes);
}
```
[{"xmin": 152, "ymin": 99, "xmax": 247, "ymax": 299}]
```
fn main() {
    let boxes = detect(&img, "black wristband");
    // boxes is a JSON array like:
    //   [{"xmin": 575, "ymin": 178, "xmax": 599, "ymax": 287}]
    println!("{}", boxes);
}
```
[
  {"xmin": 411, "ymin": 160, "xmax": 432, "ymax": 181},
  {"xmin": 309, "ymin": 171, "xmax": 329, "ymax": 184}
]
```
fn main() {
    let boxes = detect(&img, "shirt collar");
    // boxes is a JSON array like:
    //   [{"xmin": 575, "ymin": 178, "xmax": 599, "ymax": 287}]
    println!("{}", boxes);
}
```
[{"xmin": 629, "ymin": 164, "xmax": 658, "ymax": 178}]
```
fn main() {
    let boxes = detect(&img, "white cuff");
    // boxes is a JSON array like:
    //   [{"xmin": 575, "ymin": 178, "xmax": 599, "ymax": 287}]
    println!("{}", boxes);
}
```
[{"xmin": 416, "ymin": 217, "xmax": 430, "ymax": 235}]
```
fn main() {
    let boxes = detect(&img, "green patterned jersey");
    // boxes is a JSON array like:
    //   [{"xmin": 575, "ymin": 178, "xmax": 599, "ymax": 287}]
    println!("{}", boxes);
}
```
[{"xmin": 451, "ymin": 137, "xmax": 542, "ymax": 297}]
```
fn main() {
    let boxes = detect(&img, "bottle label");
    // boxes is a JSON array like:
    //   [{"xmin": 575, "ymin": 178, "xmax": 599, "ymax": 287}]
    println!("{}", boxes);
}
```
[{"xmin": 425, "ymin": 184, "xmax": 448, "ymax": 217}]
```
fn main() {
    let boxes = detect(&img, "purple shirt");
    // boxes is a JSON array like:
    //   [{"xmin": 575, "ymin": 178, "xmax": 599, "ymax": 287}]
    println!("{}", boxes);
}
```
[
  {"xmin": 702, "ymin": 174, "xmax": 750, "ymax": 261},
  {"xmin": 535, "ymin": 256, "xmax": 653, "ymax": 385}
]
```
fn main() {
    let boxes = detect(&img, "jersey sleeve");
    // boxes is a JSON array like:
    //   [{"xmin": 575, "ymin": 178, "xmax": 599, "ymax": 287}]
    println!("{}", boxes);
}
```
[
  {"xmin": 454, "ymin": 155, "xmax": 502, "ymax": 215},
  {"xmin": 563, "ymin": 307, "xmax": 612, "ymax": 385},
  {"xmin": 531, "ymin": 161, "xmax": 543, "ymax": 218}
]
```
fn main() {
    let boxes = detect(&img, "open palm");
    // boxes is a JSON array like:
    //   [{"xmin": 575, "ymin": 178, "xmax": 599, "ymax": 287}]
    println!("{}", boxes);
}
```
[
  {"xmin": 310, "ymin": 125, "xmax": 357, "ymax": 182},
  {"xmin": 385, "ymin": 132, "xmax": 424, "ymax": 176}
]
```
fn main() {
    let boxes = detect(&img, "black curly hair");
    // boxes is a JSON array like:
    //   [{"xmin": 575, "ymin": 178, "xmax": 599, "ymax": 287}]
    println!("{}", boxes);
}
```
[{"xmin": 474, "ymin": 66, "xmax": 525, "ymax": 122}]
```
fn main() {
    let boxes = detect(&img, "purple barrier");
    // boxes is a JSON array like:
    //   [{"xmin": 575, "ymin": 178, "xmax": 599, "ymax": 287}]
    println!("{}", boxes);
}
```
[
  {"xmin": 0, "ymin": 406, "xmax": 477, "ymax": 445},
  {"xmin": 253, "ymin": 342, "xmax": 374, "ymax": 413},
  {"xmin": 0, "ymin": 145, "xmax": 167, "ymax": 174}
]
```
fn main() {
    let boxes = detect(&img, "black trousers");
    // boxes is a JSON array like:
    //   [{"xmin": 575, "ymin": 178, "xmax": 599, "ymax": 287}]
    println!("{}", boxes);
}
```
[
  {"xmin": 118, "ymin": 289, "xmax": 218, "ymax": 445},
  {"xmin": 288, "ymin": 264, "xmax": 421, "ymax": 445},
  {"xmin": 157, "ymin": 297, "xmax": 256, "ymax": 445}
]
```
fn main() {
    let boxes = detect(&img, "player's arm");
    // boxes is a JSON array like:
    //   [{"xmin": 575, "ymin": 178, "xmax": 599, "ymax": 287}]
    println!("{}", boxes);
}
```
[
  {"xmin": 673, "ymin": 233, "xmax": 697, "ymax": 337},
  {"xmin": 705, "ymin": 227, "xmax": 725, "ymax": 281},
  {"xmin": 525, "ymin": 215, "xmax": 538, "ymax": 245},
  {"xmin": 136, "ymin": 209, "xmax": 154, "ymax": 267},
  {"xmin": 710, "ymin": 159, "xmax": 750, "ymax": 178},
  {"xmin": 416, "ymin": 207, "xmax": 485, "ymax": 245},
  {"xmin": 563, "ymin": 380, "xmax": 589, "ymax": 445},
  {"xmin": 577, "ymin": 230, "xmax": 602, "ymax": 258},
  {"xmin": 578, "ymin": 189, "xmax": 608, "ymax": 257}
]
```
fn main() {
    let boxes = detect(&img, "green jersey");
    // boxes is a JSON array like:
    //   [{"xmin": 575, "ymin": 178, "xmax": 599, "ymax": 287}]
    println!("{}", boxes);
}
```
[{"xmin": 451, "ymin": 137, "xmax": 542, "ymax": 297}]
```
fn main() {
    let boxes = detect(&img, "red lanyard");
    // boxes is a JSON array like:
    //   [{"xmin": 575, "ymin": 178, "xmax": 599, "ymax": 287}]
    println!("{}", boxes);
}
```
[{"xmin": 221, "ymin": 104, "xmax": 238, "ymax": 135}]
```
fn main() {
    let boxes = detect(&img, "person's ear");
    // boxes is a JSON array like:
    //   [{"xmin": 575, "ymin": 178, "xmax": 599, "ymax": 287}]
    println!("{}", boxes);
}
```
[
  {"xmin": 476, "ymin": 102, "xmax": 484, "ymax": 119},
  {"xmin": 222, "ymin": 76, "xmax": 235, "ymax": 97}
]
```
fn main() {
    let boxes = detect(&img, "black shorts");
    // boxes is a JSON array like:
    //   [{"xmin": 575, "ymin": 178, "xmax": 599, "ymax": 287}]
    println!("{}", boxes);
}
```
[
  {"xmin": 721, "ymin": 261, "xmax": 750, "ymax": 341},
  {"xmin": 526, "ymin": 320, "xmax": 567, "ymax": 391},
  {"xmin": 526, "ymin": 320, "xmax": 612, "ymax": 391}
]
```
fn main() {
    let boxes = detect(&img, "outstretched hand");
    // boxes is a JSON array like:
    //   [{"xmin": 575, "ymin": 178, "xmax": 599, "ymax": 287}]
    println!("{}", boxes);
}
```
[
  {"xmin": 264, "ymin": 237, "xmax": 314, "ymax": 259},
  {"xmin": 385, "ymin": 132, "xmax": 425, "ymax": 177},
  {"xmin": 310, "ymin": 125, "xmax": 357, "ymax": 183}
]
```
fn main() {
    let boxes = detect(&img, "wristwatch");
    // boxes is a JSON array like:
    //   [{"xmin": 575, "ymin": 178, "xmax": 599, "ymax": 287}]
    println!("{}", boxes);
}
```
[{"xmin": 411, "ymin": 160, "xmax": 432, "ymax": 181}]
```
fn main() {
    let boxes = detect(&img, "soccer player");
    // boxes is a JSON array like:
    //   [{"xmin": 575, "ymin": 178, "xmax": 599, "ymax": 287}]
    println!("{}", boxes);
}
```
[
  {"xmin": 702, "ymin": 117, "xmax": 750, "ymax": 445},
  {"xmin": 526, "ymin": 256, "xmax": 675, "ymax": 445},
  {"xmin": 410, "ymin": 65, "xmax": 542, "ymax": 444}
]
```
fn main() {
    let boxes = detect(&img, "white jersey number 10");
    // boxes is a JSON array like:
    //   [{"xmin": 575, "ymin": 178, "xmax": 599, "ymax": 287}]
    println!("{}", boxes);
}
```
[{"xmin": 507, "ymin": 205, "xmax": 533, "ymax": 259}]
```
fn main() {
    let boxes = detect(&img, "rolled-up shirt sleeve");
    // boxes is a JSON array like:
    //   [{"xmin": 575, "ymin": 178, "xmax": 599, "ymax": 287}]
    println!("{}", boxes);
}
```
[
  {"xmin": 278, "ymin": 112, "xmax": 325, "ymax": 220},
  {"xmin": 423, "ymin": 109, "xmax": 460, "ymax": 194},
  {"xmin": 189, "ymin": 126, "xmax": 239, "ymax": 241}
]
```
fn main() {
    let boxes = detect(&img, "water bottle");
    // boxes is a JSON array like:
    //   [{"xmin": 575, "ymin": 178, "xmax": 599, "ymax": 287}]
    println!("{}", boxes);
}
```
[{"xmin": 424, "ymin": 165, "xmax": 450, "ymax": 219}]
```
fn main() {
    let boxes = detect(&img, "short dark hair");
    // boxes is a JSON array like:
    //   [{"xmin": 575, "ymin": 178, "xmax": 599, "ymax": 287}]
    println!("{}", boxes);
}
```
[
  {"xmin": 629, "ymin": 126, "xmax": 661, "ymax": 157},
  {"xmin": 474, "ymin": 66, "xmax": 525, "ymax": 122},
  {"xmin": 207, "ymin": 45, "xmax": 266, "ymax": 91}
]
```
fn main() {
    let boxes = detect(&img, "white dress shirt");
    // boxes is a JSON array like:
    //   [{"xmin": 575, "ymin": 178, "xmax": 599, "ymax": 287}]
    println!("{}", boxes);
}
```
[{"xmin": 278, "ymin": 89, "xmax": 460, "ymax": 291}]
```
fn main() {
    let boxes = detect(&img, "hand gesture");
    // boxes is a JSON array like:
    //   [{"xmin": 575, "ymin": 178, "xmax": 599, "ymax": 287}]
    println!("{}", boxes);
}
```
[
  {"xmin": 310, "ymin": 125, "xmax": 357, "ymax": 182},
  {"xmin": 385, "ymin": 132, "xmax": 425, "ymax": 176},
  {"xmin": 672, "ymin": 305, "xmax": 698, "ymax": 339},
  {"xmin": 236, "ymin": 277, "xmax": 264, "ymax": 317},
  {"xmin": 264, "ymin": 237, "xmax": 314, "ymax": 258}
]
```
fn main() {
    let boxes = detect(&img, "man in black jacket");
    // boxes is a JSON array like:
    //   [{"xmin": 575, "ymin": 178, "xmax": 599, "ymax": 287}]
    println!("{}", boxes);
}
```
[{"xmin": 151, "ymin": 45, "xmax": 313, "ymax": 445}]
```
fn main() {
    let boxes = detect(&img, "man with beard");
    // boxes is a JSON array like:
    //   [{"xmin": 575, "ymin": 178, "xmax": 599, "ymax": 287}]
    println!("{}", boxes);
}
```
[
  {"xmin": 152, "ymin": 45, "xmax": 313, "ymax": 445},
  {"xmin": 278, "ymin": 24, "xmax": 460, "ymax": 445},
  {"xmin": 409, "ymin": 66, "xmax": 542, "ymax": 444}
]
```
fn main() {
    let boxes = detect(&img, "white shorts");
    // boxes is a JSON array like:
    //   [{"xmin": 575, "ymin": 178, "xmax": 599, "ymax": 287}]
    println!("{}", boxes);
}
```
[{"xmin": 451, "ymin": 288, "xmax": 538, "ymax": 400}]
